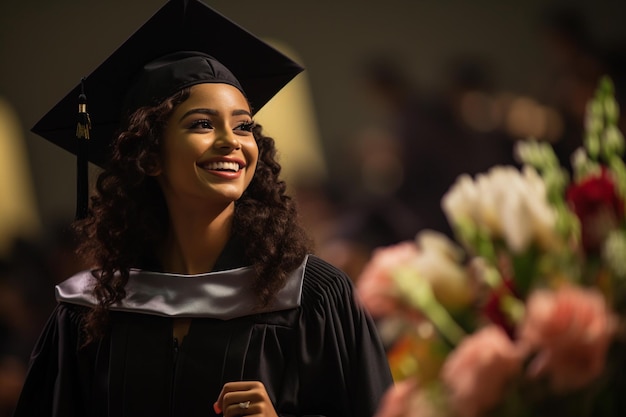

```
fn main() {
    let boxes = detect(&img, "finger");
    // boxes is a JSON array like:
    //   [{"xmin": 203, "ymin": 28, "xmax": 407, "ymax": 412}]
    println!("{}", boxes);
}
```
[
  {"xmin": 222, "ymin": 389, "xmax": 265, "ymax": 411},
  {"xmin": 224, "ymin": 399, "xmax": 275, "ymax": 417},
  {"xmin": 215, "ymin": 382, "xmax": 240, "ymax": 413},
  {"xmin": 225, "ymin": 399, "xmax": 256, "ymax": 417},
  {"xmin": 215, "ymin": 381, "xmax": 266, "ymax": 414}
]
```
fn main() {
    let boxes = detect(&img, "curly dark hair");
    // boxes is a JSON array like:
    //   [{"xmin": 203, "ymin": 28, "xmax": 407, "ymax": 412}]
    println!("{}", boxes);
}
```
[{"xmin": 73, "ymin": 87, "xmax": 312, "ymax": 341}]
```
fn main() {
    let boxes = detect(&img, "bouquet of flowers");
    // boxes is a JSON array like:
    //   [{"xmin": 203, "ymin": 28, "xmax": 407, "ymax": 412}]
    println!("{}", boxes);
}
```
[{"xmin": 357, "ymin": 77, "xmax": 626, "ymax": 417}]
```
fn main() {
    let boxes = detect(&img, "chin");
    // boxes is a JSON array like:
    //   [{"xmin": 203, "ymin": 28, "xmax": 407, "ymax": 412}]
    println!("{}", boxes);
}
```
[{"xmin": 208, "ymin": 189, "xmax": 245, "ymax": 204}]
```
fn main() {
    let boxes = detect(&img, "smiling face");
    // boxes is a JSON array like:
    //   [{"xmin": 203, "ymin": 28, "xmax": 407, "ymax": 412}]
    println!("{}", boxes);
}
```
[{"xmin": 155, "ymin": 83, "xmax": 259, "ymax": 210}]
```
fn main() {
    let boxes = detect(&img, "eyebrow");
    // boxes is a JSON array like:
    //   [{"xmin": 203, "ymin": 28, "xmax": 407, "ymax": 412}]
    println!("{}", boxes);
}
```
[{"xmin": 178, "ymin": 108, "xmax": 252, "ymax": 122}]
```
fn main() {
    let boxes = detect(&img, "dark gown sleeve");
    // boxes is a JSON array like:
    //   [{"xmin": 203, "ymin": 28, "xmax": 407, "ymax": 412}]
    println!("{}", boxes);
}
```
[
  {"xmin": 291, "ymin": 256, "xmax": 393, "ymax": 417},
  {"xmin": 13, "ymin": 303, "xmax": 91, "ymax": 417}
]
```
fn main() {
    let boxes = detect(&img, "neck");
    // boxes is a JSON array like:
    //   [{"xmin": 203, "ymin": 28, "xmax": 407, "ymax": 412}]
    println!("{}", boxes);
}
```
[{"xmin": 160, "ymin": 201, "xmax": 235, "ymax": 274}]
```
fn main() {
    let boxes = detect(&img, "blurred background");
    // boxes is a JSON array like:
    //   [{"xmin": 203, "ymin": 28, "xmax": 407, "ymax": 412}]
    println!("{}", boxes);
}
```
[{"xmin": 1, "ymin": 0, "xmax": 626, "ymax": 414}]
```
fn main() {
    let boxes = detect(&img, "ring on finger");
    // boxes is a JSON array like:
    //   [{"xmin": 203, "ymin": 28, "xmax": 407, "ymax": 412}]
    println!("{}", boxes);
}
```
[{"xmin": 238, "ymin": 401, "xmax": 251, "ymax": 409}]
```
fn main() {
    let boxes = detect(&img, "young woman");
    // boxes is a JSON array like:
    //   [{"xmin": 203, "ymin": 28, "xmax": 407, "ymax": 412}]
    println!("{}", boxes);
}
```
[{"xmin": 13, "ymin": 1, "xmax": 393, "ymax": 416}]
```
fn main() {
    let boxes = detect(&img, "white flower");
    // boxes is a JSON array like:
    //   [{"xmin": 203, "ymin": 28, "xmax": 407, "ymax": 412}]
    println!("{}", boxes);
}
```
[
  {"xmin": 602, "ymin": 230, "xmax": 626, "ymax": 280},
  {"xmin": 441, "ymin": 174, "xmax": 480, "ymax": 226},
  {"xmin": 409, "ymin": 230, "xmax": 472, "ymax": 310},
  {"xmin": 417, "ymin": 229, "xmax": 465, "ymax": 262},
  {"xmin": 442, "ymin": 165, "xmax": 559, "ymax": 253}
]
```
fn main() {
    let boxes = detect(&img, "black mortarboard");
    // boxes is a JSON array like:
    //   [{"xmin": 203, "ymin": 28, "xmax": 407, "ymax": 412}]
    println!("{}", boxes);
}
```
[{"xmin": 31, "ymin": 0, "xmax": 304, "ymax": 218}]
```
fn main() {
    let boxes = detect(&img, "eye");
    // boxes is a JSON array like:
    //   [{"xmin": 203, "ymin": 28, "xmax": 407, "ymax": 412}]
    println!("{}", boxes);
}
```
[
  {"xmin": 189, "ymin": 119, "xmax": 213, "ymax": 130},
  {"xmin": 234, "ymin": 121, "xmax": 255, "ymax": 133}
]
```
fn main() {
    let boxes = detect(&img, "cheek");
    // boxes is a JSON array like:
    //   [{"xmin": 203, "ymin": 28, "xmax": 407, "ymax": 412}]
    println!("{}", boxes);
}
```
[
  {"xmin": 248, "ymin": 159, "xmax": 259, "ymax": 181},
  {"xmin": 162, "ymin": 137, "xmax": 204, "ymax": 167},
  {"xmin": 246, "ymin": 141, "xmax": 260, "ymax": 170}
]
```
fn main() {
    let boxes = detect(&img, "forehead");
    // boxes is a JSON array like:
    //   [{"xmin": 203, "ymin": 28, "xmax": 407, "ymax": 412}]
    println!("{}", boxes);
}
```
[{"xmin": 178, "ymin": 83, "xmax": 251, "ymax": 111}]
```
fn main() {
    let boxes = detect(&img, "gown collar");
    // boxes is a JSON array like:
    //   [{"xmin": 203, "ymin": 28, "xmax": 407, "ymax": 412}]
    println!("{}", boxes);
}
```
[{"xmin": 56, "ymin": 255, "xmax": 308, "ymax": 320}]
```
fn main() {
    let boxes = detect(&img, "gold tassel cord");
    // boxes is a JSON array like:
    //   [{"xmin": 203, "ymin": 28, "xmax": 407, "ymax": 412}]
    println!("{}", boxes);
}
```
[
  {"xmin": 75, "ymin": 77, "xmax": 91, "ymax": 219},
  {"xmin": 76, "ymin": 79, "xmax": 91, "ymax": 140}
]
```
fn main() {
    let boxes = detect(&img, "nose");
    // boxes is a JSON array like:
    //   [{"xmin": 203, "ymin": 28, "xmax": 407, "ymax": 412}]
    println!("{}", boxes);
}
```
[{"xmin": 214, "ymin": 127, "xmax": 241, "ymax": 150}]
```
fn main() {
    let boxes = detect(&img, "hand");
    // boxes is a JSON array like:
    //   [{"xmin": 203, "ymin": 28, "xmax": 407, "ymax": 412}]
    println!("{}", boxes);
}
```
[{"xmin": 213, "ymin": 381, "xmax": 279, "ymax": 417}]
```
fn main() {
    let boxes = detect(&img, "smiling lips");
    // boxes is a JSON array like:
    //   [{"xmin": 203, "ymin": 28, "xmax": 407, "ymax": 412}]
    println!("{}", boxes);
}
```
[
  {"xmin": 201, "ymin": 161, "xmax": 241, "ymax": 172},
  {"xmin": 198, "ymin": 159, "xmax": 245, "ymax": 178}
]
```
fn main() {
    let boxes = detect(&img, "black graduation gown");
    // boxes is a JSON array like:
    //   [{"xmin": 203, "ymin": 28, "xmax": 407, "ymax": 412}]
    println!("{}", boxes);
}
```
[{"xmin": 13, "ymin": 254, "xmax": 392, "ymax": 417}]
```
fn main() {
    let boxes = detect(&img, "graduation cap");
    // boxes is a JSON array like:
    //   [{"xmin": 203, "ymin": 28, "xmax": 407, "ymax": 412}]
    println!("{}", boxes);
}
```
[{"xmin": 31, "ymin": 0, "xmax": 304, "ymax": 218}]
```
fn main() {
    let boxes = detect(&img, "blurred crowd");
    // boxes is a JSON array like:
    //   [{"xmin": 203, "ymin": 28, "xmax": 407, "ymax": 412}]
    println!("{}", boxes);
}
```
[
  {"xmin": 0, "ymin": 228, "xmax": 87, "ymax": 416},
  {"xmin": 1, "ymin": 5, "xmax": 626, "ymax": 416},
  {"xmin": 302, "ymin": 6, "xmax": 626, "ymax": 282}
]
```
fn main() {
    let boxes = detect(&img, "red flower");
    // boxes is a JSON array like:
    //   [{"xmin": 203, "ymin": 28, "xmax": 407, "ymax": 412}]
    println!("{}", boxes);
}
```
[
  {"xmin": 566, "ymin": 169, "xmax": 624, "ymax": 253},
  {"xmin": 482, "ymin": 278, "xmax": 518, "ymax": 339}
]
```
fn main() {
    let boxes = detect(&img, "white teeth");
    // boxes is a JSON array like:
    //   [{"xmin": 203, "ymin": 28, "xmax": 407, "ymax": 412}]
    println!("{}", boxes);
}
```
[{"xmin": 202, "ymin": 161, "xmax": 240, "ymax": 171}]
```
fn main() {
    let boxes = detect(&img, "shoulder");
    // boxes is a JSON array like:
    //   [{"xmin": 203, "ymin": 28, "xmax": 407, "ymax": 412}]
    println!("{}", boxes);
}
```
[
  {"xmin": 30, "ymin": 302, "xmax": 89, "ymax": 354},
  {"xmin": 301, "ymin": 255, "xmax": 355, "ymax": 306},
  {"xmin": 55, "ymin": 301, "xmax": 90, "ymax": 324},
  {"xmin": 303, "ymin": 255, "xmax": 353, "ymax": 288}
]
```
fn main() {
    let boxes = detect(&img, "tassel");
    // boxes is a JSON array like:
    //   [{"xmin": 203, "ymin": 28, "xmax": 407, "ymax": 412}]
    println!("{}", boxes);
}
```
[{"xmin": 76, "ymin": 78, "xmax": 91, "ymax": 219}]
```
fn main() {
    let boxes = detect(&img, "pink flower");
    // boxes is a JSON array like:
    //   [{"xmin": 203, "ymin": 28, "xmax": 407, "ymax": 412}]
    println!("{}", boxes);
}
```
[
  {"xmin": 357, "ymin": 241, "xmax": 420, "ymax": 318},
  {"xmin": 374, "ymin": 379, "xmax": 442, "ymax": 417},
  {"xmin": 374, "ymin": 379, "xmax": 417, "ymax": 417},
  {"xmin": 441, "ymin": 326, "xmax": 524, "ymax": 417},
  {"xmin": 518, "ymin": 285, "xmax": 617, "ymax": 393}
]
